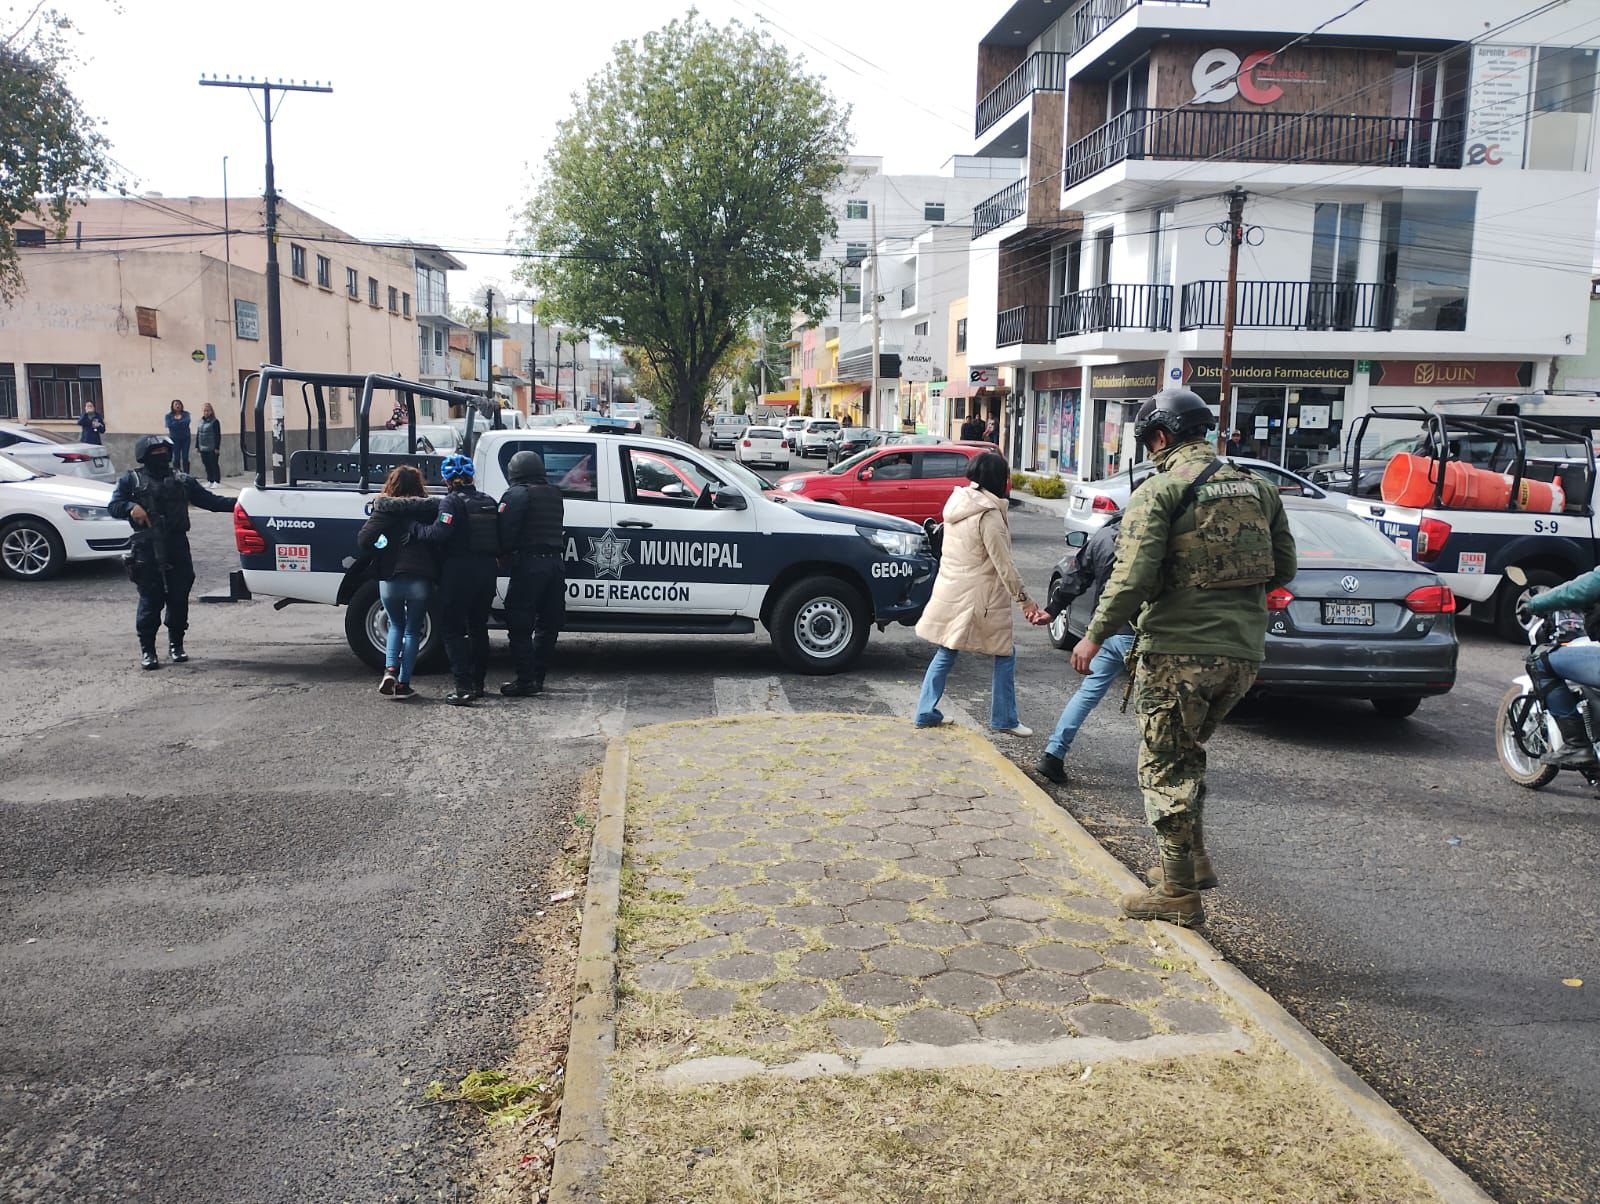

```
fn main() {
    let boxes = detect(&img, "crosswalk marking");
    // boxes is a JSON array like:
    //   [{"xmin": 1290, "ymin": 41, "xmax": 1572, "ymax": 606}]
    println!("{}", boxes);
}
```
[
  {"xmin": 867, "ymin": 678, "xmax": 981, "ymax": 731},
  {"xmin": 713, "ymin": 676, "xmax": 795, "ymax": 717}
]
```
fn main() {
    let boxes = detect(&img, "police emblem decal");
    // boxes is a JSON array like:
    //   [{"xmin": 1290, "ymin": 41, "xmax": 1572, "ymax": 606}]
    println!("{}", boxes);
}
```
[{"xmin": 585, "ymin": 529, "xmax": 635, "ymax": 579}]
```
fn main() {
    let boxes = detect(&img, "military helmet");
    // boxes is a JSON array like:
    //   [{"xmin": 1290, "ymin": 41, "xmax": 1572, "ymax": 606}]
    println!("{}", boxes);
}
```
[
  {"xmin": 1133, "ymin": 388, "xmax": 1216, "ymax": 449},
  {"xmin": 506, "ymin": 450, "xmax": 547, "ymax": 485},
  {"xmin": 440, "ymin": 453, "xmax": 475, "ymax": 481},
  {"xmin": 134, "ymin": 434, "xmax": 175, "ymax": 464}
]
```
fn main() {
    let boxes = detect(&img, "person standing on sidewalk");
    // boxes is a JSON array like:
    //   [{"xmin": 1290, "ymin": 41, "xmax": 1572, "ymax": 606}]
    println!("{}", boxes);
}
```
[
  {"xmin": 415, "ymin": 454, "xmax": 500, "ymax": 706},
  {"xmin": 914, "ymin": 451, "xmax": 1045, "ymax": 736},
  {"xmin": 195, "ymin": 403, "xmax": 223, "ymax": 485},
  {"xmin": 357, "ymin": 465, "xmax": 439, "ymax": 700},
  {"xmin": 1033, "ymin": 511, "xmax": 1134, "ymax": 785},
  {"xmin": 164, "ymin": 400, "xmax": 193, "ymax": 474},
  {"xmin": 496, "ymin": 451, "xmax": 566, "ymax": 697},
  {"xmin": 77, "ymin": 400, "xmax": 106, "ymax": 446},
  {"xmin": 1074, "ymin": 388, "xmax": 1296, "ymax": 927}
]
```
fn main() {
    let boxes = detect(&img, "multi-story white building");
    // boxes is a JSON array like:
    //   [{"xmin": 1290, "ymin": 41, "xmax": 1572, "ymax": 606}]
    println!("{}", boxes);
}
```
[{"xmin": 964, "ymin": 0, "xmax": 1600, "ymax": 479}]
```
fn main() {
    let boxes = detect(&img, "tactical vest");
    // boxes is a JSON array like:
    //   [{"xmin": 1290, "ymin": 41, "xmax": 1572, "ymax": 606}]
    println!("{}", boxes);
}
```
[
  {"xmin": 461, "ymin": 490, "xmax": 501, "ymax": 556},
  {"xmin": 133, "ymin": 470, "xmax": 192, "ymax": 534},
  {"xmin": 1164, "ymin": 460, "xmax": 1275, "ymax": 590}
]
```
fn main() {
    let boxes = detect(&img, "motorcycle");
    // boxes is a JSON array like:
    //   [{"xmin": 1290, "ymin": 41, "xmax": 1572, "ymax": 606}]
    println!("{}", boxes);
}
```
[{"xmin": 1495, "ymin": 566, "xmax": 1600, "ymax": 790}]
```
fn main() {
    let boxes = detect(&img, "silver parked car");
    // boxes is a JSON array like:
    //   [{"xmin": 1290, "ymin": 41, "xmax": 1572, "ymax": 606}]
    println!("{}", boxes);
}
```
[
  {"xmin": 0, "ymin": 422, "xmax": 117, "ymax": 482},
  {"xmin": 1063, "ymin": 456, "xmax": 1328, "ymax": 541}
]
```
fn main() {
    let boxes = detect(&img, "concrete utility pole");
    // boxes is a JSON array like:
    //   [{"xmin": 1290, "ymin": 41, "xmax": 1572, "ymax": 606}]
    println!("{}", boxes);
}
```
[
  {"xmin": 200, "ymin": 75, "xmax": 331, "ymax": 483},
  {"xmin": 869, "ymin": 209, "xmax": 881, "ymax": 430},
  {"xmin": 485, "ymin": 287, "xmax": 499, "ymax": 426},
  {"xmin": 1217, "ymin": 187, "xmax": 1247, "ymax": 451}
]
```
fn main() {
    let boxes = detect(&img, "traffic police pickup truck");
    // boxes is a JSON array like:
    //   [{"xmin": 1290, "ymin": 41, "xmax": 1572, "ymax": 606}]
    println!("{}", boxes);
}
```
[
  {"xmin": 232, "ymin": 369, "xmax": 936, "ymax": 674},
  {"xmin": 1344, "ymin": 399, "xmax": 1600, "ymax": 640}
]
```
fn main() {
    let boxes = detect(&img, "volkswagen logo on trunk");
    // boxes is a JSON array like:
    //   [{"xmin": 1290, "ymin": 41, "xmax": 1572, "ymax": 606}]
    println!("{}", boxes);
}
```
[{"xmin": 1340, "ymin": 575, "xmax": 1361, "ymax": 593}]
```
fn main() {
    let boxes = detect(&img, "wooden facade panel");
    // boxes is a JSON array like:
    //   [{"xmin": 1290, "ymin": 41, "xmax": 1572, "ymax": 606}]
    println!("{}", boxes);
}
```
[
  {"xmin": 1149, "ymin": 43, "xmax": 1397, "ymax": 116},
  {"xmin": 978, "ymin": 43, "xmax": 1028, "ymax": 102},
  {"xmin": 997, "ymin": 240, "xmax": 1053, "ymax": 312},
  {"xmin": 1028, "ymin": 92, "xmax": 1068, "ymax": 225},
  {"xmin": 1066, "ymin": 80, "xmax": 1108, "ymax": 145}
]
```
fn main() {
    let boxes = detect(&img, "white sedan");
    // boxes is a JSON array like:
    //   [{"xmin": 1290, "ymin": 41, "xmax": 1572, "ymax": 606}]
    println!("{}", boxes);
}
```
[
  {"xmin": 0, "ymin": 453, "xmax": 134, "ymax": 580},
  {"xmin": 736, "ymin": 425, "xmax": 791, "ymax": 469}
]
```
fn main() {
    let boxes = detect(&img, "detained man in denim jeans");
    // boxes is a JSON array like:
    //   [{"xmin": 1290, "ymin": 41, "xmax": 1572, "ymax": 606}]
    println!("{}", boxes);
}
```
[{"xmin": 1034, "ymin": 513, "xmax": 1134, "ymax": 785}]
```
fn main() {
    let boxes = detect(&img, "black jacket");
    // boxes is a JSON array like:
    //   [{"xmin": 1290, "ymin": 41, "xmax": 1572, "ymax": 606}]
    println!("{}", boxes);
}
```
[
  {"xmin": 358, "ymin": 495, "xmax": 439, "ymax": 581},
  {"xmin": 108, "ymin": 467, "xmax": 233, "ymax": 565},
  {"xmin": 414, "ymin": 486, "xmax": 500, "ymax": 560},
  {"xmin": 498, "ymin": 482, "xmax": 564, "ymax": 554},
  {"xmin": 1046, "ymin": 514, "xmax": 1134, "ymax": 638}
]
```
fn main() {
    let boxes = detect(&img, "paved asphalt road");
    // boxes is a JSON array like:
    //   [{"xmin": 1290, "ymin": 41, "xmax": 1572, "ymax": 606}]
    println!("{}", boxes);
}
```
[{"xmin": 1, "ymin": 485, "xmax": 1596, "ymax": 1203}]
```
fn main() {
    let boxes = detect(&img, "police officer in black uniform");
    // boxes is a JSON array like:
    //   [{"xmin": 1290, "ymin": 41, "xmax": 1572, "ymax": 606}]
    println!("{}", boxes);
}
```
[
  {"xmin": 497, "ymin": 451, "xmax": 566, "ymax": 697},
  {"xmin": 415, "ymin": 453, "xmax": 500, "ymax": 706},
  {"xmin": 107, "ymin": 433, "xmax": 236, "ymax": 669}
]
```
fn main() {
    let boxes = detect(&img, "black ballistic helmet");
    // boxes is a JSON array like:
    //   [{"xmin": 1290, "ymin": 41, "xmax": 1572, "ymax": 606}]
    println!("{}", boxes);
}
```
[
  {"xmin": 1133, "ymin": 388, "xmax": 1216, "ymax": 450},
  {"xmin": 506, "ymin": 450, "xmax": 548, "ymax": 484},
  {"xmin": 134, "ymin": 434, "xmax": 175, "ymax": 464}
]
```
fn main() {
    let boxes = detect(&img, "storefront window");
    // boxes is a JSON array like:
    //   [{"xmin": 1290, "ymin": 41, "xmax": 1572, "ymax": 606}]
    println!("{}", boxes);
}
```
[
  {"xmin": 1232, "ymin": 386, "xmax": 1346, "ymax": 471},
  {"xmin": 1034, "ymin": 390, "xmax": 1080, "ymax": 476},
  {"xmin": 1093, "ymin": 398, "xmax": 1144, "ymax": 479}
]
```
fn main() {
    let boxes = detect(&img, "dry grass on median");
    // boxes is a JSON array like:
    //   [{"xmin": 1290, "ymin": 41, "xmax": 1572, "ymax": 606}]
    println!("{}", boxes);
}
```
[{"xmin": 603, "ymin": 1044, "xmax": 1440, "ymax": 1204}]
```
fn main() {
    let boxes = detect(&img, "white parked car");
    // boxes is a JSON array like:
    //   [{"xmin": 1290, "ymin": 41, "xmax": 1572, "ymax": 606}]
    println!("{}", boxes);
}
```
[
  {"xmin": 736, "ymin": 425, "xmax": 791, "ymax": 469},
  {"xmin": 798, "ymin": 417, "xmax": 842, "ymax": 458},
  {"xmin": 0, "ymin": 421, "xmax": 117, "ymax": 482},
  {"xmin": 0, "ymin": 452, "xmax": 134, "ymax": 580},
  {"xmin": 780, "ymin": 415, "xmax": 807, "ymax": 451}
]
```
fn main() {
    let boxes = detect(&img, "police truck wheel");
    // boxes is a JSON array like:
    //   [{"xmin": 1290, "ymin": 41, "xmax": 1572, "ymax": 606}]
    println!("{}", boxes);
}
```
[
  {"xmin": 0, "ymin": 518, "xmax": 65, "ymax": 580},
  {"xmin": 344, "ymin": 580, "xmax": 443, "ymax": 673},
  {"xmin": 1046, "ymin": 575, "xmax": 1073, "ymax": 650},
  {"xmin": 1494, "ymin": 567, "xmax": 1559, "ymax": 643},
  {"xmin": 769, "ymin": 575, "xmax": 869, "ymax": 675}
]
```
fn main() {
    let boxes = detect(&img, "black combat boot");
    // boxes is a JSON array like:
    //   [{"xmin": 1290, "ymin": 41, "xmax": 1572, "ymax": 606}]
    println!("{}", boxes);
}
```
[
  {"xmin": 444, "ymin": 681, "xmax": 475, "ymax": 707},
  {"xmin": 471, "ymin": 678, "xmax": 487, "ymax": 700},
  {"xmin": 140, "ymin": 643, "xmax": 160, "ymax": 671},
  {"xmin": 500, "ymin": 678, "xmax": 544, "ymax": 698},
  {"xmin": 168, "ymin": 638, "xmax": 188, "ymax": 663},
  {"xmin": 1544, "ymin": 714, "xmax": 1598, "ymax": 768},
  {"xmin": 1034, "ymin": 751, "xmax": 1067, "ymax": 785}
]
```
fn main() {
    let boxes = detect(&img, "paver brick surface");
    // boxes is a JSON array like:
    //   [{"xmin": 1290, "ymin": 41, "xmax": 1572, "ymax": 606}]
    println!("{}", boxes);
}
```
[{"xmin": 620, "ymin": 716, "xmax": 1245, "ymax": 1070}]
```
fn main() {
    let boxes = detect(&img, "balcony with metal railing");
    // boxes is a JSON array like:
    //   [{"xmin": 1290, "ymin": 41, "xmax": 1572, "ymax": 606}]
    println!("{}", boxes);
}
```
[
  {"xmin": 972, "ymin": 177, "xmax": 1028, "ymax": 240},
  {"xmin": 1063, "ymin": 107, "xmax": 1463, "ymax": 192},
  {"xmin": 1067, "ymin": 0, "xmax": 1210, "ymax": 54},
  {"xmin": 1179, "ymin": 280, "xmax": 1395, "ymax": 331},
  {"xmin": 975, "ymin": 51, "xmax": 1070, "ymax": 137},
  {"xmin": 996, "ymin": 305, "xmax": 1057, "ymax": 347},
  {"xmin": 1057, "ymin": 284, "xmax": 1173, "ymax": 336}
]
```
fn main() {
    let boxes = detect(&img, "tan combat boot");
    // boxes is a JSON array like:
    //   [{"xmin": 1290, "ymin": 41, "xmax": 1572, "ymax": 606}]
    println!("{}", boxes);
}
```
[
  {"xmin": 1124, "ymin": 825, "xmax": 1204, "ymax": 927},
  {"xmin": 1145, "ymin": 815, "xmax": 1217, "ymax": 890}
]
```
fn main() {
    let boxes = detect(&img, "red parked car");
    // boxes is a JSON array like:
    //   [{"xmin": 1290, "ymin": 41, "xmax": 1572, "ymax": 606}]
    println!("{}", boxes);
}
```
[{"xmin": 774, "ymin": 443, "xmax": 994, "ymax": 524}]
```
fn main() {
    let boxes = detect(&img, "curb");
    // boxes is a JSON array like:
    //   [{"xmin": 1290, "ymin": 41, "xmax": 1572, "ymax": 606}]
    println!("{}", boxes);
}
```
[
  {"xmin": 958, "ymin": 732, "xmax": 1494, "ymax": 1204},
  {"xmin": 548, "ymin": 741, "xmax": 628, "ymax": 1204}
]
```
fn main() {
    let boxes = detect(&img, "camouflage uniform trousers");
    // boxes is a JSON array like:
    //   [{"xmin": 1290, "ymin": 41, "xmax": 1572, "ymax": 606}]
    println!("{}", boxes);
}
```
[{"xmin": 1133, "ymin": 652, "xmax": 1259, "ymax": 830}]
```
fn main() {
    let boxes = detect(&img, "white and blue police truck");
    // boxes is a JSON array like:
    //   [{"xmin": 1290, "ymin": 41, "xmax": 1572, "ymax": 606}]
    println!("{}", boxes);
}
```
[
  {"xmin": 230, "ymin": 370, "xmax": 936, "ymax": 674},
  {"xmin": 1344, "ymin": 397, "xmax": 1600, "ymax": 641}
]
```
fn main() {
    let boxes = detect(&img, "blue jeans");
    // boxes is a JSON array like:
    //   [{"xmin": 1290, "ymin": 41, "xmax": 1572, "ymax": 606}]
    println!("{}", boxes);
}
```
[
  {"xmin": 1046, "ymin": 632, "xmax": 1135, "ymax": 757},
  {"xmin": 1534, "ymin": 642, "xmax": 1600, "ymax": 720},
  {"xmin": 915, "ymin": 646, "xmax": 1019, "ymax": 730},
  {"xmin": 380, "ymin": 576, "xmax": 432, "ymax": 683}
]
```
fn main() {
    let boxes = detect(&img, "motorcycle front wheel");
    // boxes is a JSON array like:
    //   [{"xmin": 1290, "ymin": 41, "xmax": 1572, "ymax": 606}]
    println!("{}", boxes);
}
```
[{"xmin": 1497, "ymin": 685, "xmax": 1558, "ymax": 789}]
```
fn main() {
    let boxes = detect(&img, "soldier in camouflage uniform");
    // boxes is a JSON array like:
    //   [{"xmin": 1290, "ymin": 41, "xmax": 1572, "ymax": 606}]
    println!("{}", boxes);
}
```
[{"xmin": 1075, "ymin": 388, "xmax": 1297, "ymax": 927}]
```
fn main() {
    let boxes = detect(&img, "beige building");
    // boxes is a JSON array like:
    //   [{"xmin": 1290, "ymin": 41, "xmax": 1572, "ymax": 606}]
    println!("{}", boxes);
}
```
[{"xmin": 1, "ymin": 196, "xmax": 428, "ymax": 471}]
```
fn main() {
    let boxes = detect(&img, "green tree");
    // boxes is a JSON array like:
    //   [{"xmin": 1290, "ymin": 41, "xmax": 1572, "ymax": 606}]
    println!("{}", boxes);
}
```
[
  {"xmin": 0, "ymin": 7, "xmax": 111, "ymax": 301},
  {"xmin": 516, "ymin": 15, "xmax": 848, "ymax": 442}
]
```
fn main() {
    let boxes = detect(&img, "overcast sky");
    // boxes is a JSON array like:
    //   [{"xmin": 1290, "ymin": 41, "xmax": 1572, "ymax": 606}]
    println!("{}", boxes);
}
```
[{"xmin": 54, "ymin": 0, "xmax": 993, "ymax": 305}]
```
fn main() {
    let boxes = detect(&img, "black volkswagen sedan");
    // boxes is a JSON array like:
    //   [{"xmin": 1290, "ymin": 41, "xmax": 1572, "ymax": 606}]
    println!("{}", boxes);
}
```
[{"xmin": 1047, "ymin": 496, "xmax": 1458, "ymax": 718}]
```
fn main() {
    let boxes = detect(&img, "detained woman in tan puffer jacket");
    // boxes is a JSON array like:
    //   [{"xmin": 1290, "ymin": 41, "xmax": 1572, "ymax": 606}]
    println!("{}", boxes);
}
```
[{"xmin": 913, "ymin": 451, "xmax": 1045, "ymax": 735}]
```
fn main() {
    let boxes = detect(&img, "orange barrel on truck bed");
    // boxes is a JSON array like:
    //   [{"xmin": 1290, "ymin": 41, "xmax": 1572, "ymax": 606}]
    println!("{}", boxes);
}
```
[
  {"xmin": 1517, "ymin": 475, "xmax": 1564, "ymax": 513},
  {"xmin": 1381, "ymin": 453, "xmax": 1514, "ymax": 510}
]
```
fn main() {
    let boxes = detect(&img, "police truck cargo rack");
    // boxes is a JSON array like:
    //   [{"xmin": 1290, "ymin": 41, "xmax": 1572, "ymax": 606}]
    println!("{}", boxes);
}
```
[
  {"xmin": 233, "ymin": 368, "xmax": 936, "ymax": 673},
  {"xmin": 1343, "ymin": 401, "xmax": 1599, "ymax": 642}
]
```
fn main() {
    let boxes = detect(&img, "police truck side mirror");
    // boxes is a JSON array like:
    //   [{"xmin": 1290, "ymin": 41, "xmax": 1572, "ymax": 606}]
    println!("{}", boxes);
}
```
[{"xmin": 712, "ymin": 485, "xmax": 747, "ymax": 511}]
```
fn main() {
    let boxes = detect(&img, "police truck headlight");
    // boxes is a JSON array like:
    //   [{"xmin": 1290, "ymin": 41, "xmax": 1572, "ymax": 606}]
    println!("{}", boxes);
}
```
[
  {"xmin": 858, "ymin": 526, "xmax": 922, "ymax": 557},
  {"xmin": 62, "ymin": 504, "xmax": 113, "ymax": 521}
]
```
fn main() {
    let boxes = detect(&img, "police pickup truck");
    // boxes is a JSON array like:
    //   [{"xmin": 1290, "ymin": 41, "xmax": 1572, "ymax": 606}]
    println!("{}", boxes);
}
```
[
  {"xmin": 1344, "ymin": 398, "xmax": 1599, "ymax": 640},
  {"xmin": 232, "ymin": 369, "xmax": 936, "ymax": 674}
]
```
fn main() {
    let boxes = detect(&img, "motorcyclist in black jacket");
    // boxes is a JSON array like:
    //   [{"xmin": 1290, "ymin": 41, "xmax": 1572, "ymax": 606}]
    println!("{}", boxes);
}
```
[
  {"xmin": 497, "ymin": 450, "xmax": 566, "ymax": 697},
  {"xmin": 414, "ymin": 454, "xmax": 500, "ymax": 706},
  {"xmin": 107, "ymin": 434, "xmax": 235, "ymax": 669}
]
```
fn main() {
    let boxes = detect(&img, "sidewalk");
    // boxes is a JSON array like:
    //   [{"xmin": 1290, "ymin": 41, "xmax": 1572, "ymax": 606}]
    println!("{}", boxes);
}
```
[{"xmin": 554, "ymin": 714, "xmax": 1488, "ymax": 1204}]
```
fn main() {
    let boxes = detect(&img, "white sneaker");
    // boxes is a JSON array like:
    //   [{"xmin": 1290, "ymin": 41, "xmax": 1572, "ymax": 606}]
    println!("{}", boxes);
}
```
[{"xmin": 994, "ymin": 724, "xmax": 1033, "ymax": 737}]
